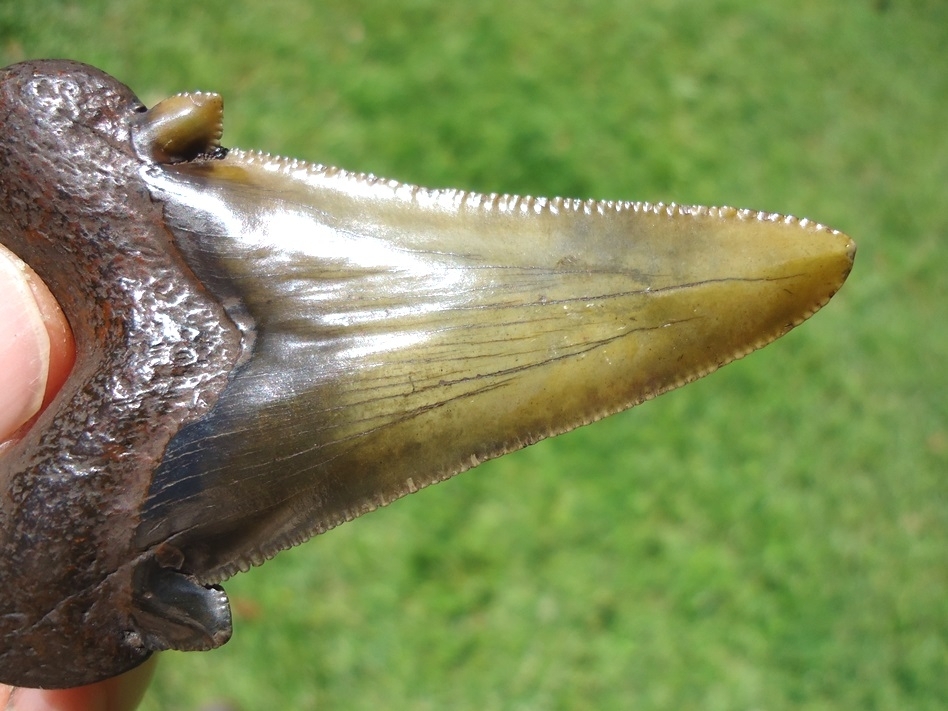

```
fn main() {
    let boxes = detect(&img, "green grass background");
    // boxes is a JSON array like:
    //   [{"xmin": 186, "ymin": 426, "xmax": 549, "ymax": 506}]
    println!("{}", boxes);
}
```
[{"xmin": 2, "ymin": 1, "xmax": 945, "ymax": 709}]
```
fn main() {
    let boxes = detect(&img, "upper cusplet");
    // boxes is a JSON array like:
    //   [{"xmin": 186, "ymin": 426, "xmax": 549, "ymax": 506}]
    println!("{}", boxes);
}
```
[{"xmin": 131, "ymin": 91, "xmax": 224, "ymax": 164}]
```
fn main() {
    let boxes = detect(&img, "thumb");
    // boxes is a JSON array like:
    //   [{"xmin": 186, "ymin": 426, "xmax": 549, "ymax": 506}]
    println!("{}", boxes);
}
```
[{"xmin": 0, "ymin": 243, "xmax": 75, "ymax": 444}]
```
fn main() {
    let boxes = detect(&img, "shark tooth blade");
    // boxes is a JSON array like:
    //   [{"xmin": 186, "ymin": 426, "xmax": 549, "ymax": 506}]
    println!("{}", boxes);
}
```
[{"xmin": 136, "ymin": 151, "xmax": 854, "ymax": 581}]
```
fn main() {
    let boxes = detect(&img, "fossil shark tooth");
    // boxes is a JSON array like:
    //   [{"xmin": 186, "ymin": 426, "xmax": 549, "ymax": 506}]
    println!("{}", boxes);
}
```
[{"xmin": 0, "ymin": 60, "xmax": 854, "ymax": 689}]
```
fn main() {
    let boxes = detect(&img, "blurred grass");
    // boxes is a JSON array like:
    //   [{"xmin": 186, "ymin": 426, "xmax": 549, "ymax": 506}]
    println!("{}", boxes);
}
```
[{"xmin": 2, "ymin": 1, "xmax": 946, "ymax": 709}]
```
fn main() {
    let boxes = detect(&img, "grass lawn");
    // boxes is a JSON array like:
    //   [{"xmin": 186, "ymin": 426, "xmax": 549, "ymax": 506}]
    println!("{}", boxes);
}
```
[{"xmin": 2, "ymin": 1, "xmax": 945, "ymax": 709}]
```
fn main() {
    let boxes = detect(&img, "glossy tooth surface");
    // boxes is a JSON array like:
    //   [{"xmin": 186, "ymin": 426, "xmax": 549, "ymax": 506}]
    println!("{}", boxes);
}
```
[{"xmin": 136, "ymin": 149, "xmax": 855, "ymax": 583}]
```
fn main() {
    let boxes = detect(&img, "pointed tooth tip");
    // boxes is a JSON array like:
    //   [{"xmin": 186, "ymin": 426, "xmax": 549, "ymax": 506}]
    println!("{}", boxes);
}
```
[{"xmin": 842, "ymin": 231, "xmax": 857, "ymax": 264}]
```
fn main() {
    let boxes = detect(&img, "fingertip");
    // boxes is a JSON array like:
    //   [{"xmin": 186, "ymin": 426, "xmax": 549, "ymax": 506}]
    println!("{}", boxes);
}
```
[
  {"xmin": 0, "ymin": 243, "xmax": 75, "ymax": 445},
  {"xmin": 22, "ymin": 259, "xmax": 77, "ymax": 409},
  {"xmin": 0, "ymin": 656, "xmax": 157, "ymax": 711},
  {"xmin": 0, "ymin": 244, "xmax": 50, "ymax": 441}
]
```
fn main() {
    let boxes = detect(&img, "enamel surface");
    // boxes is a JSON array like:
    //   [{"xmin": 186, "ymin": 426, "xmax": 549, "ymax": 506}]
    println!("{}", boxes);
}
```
[{"xmin": 136, "ymin": 150, "xmax": 855, "ymax": 583}]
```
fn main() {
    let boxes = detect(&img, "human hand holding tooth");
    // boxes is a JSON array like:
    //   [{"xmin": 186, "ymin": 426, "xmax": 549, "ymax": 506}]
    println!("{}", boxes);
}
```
[{"xmin": 0, "ymin": 60, "xmax": 854, "ymax": 689}]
